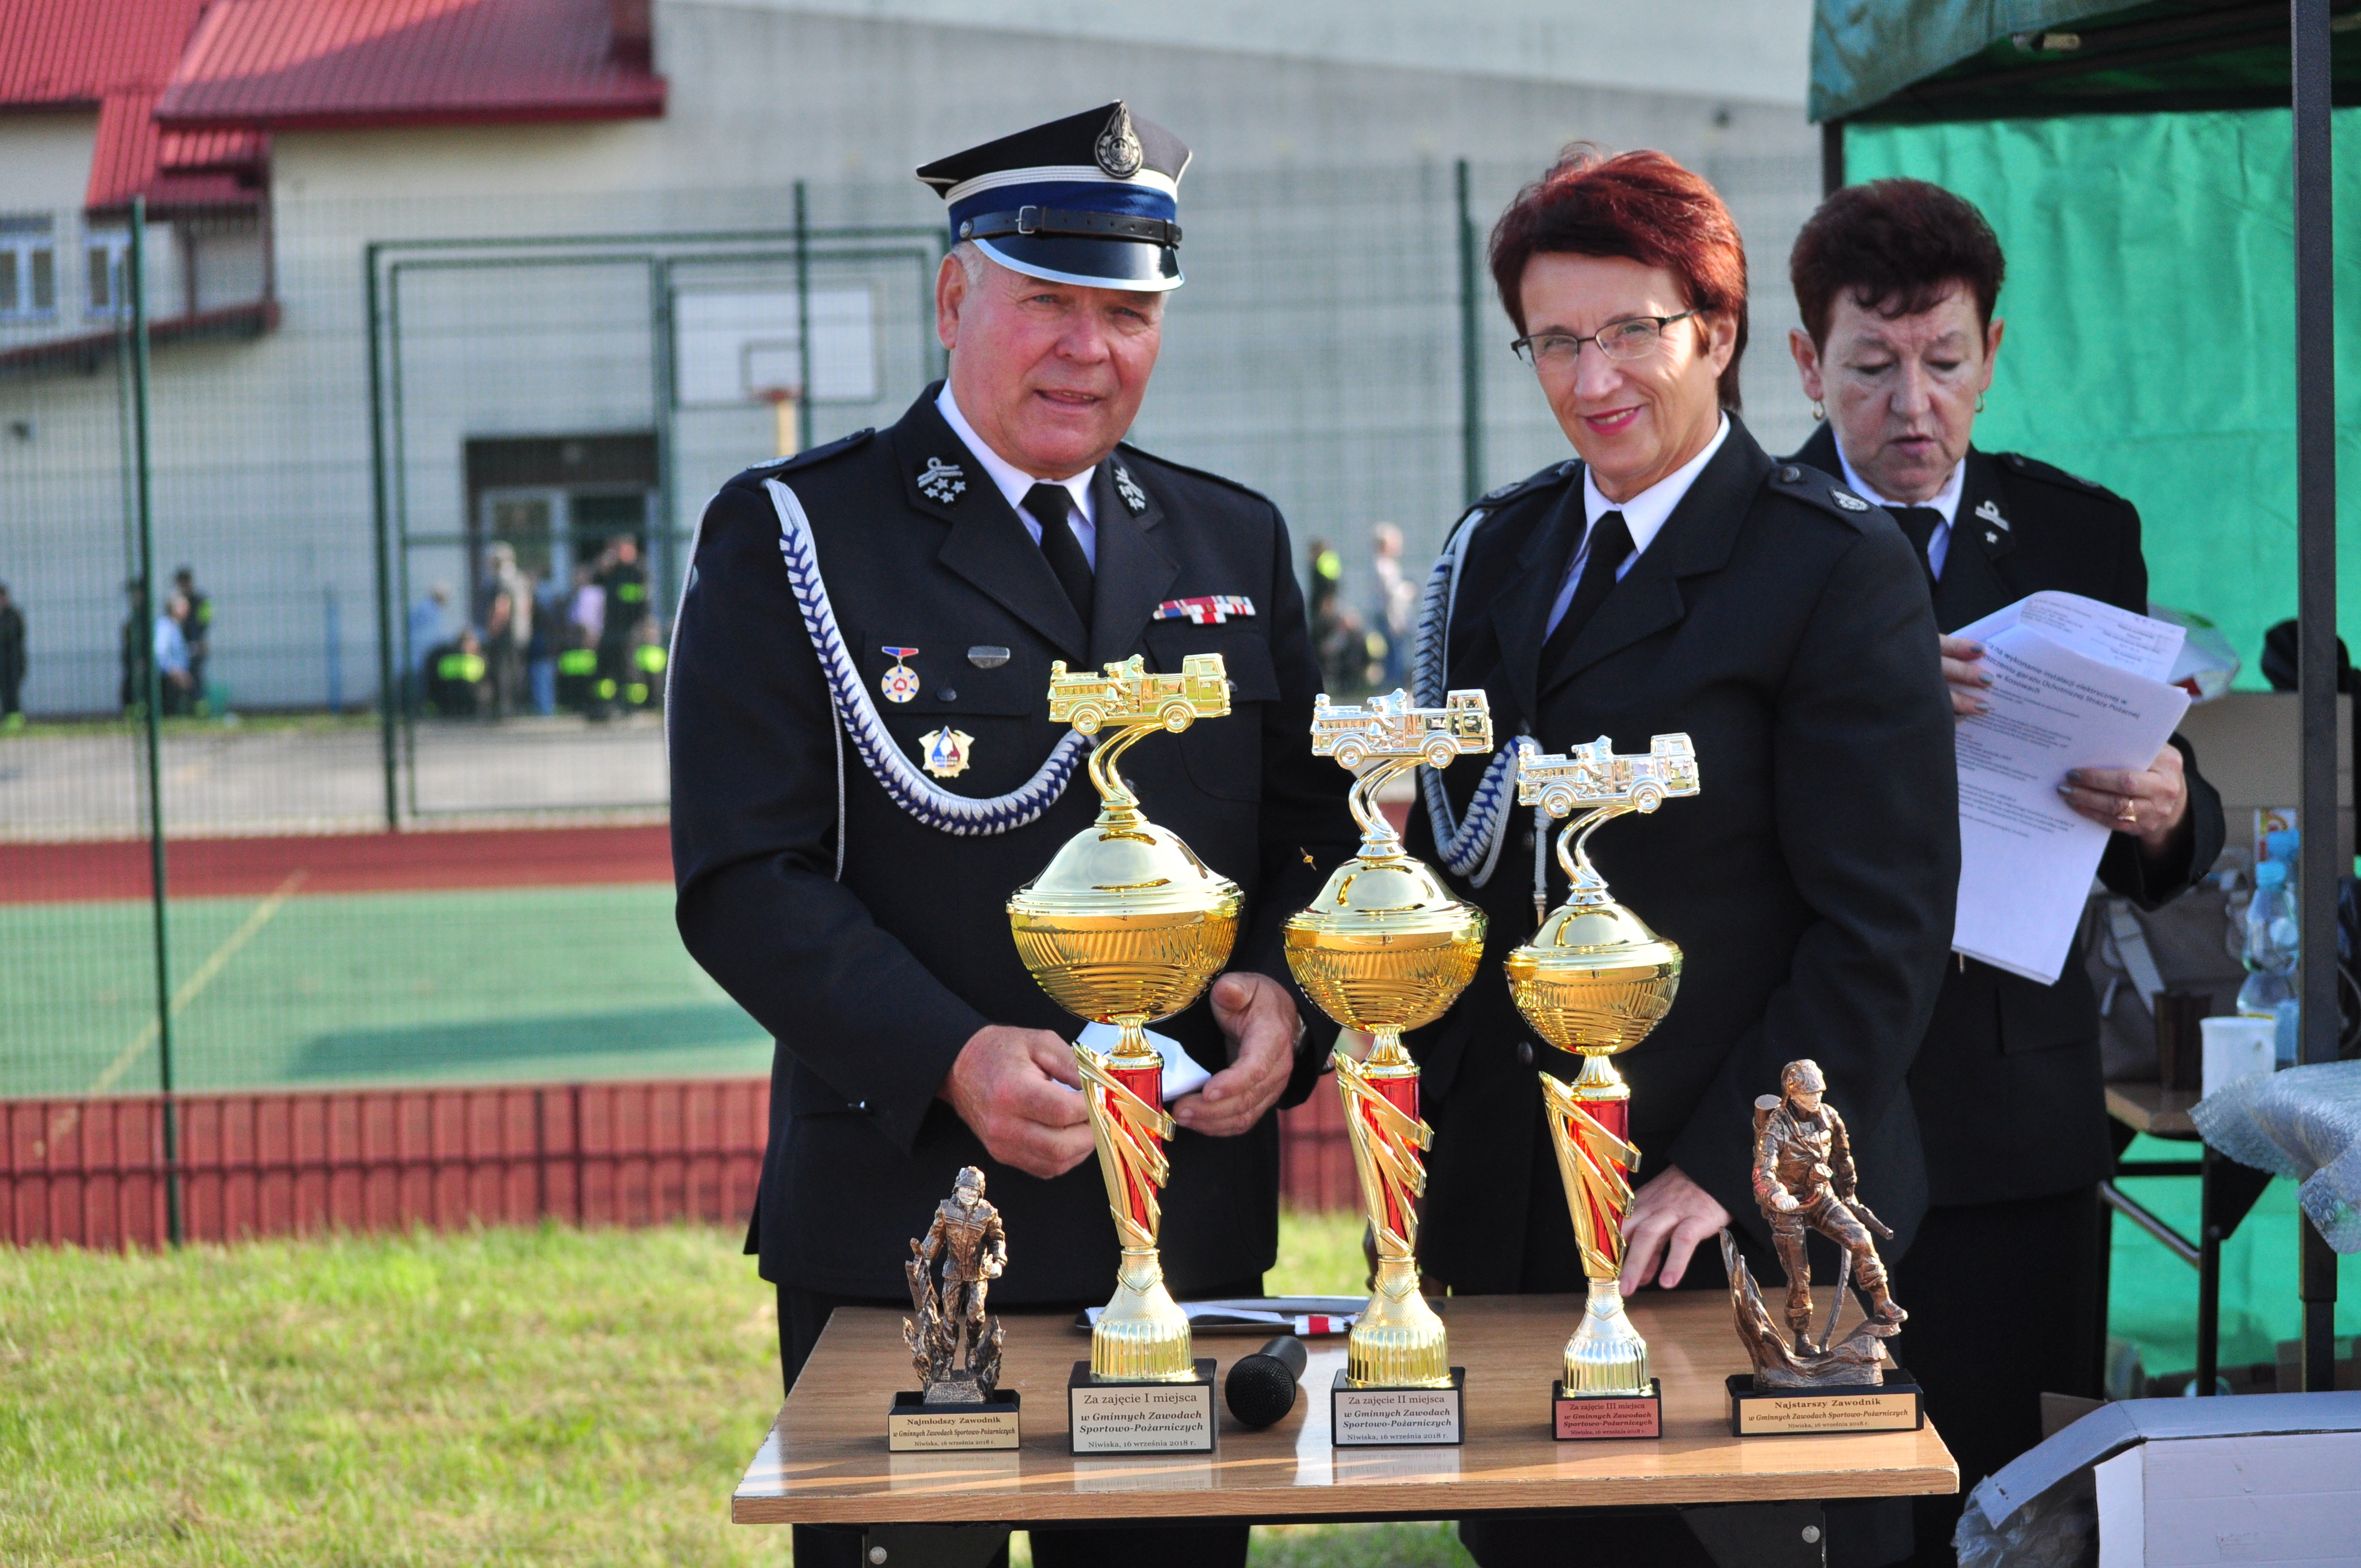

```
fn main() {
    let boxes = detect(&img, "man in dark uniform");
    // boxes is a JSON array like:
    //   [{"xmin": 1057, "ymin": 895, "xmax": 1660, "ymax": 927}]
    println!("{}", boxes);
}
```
[
  {"xmin": 1785, "ymin": 177, "xmax": 2225, "ymax": 1558},
  {"xmin": 0, "ymin": 581, "xmax": 25, "ymax": 729},
  {"xmin": 590, "ymin": 538, "xmax": 647, "ymax": 718},
  {"xmin": 667, "ymin": 104, "xmax": 1352, "ymax": 1568}
]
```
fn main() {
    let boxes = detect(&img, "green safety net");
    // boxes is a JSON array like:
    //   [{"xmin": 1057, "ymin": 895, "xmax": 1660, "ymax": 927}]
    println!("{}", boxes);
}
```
[{"xmin": 1847, "ymin": 110, "xmax": 2361, "ymax": 684}]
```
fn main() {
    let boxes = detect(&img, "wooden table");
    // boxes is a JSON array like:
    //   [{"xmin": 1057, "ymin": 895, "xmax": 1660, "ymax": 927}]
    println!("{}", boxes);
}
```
[{"xmin": 733, "ymin": 1293, "xmax": 1955, "ymax": 1565}]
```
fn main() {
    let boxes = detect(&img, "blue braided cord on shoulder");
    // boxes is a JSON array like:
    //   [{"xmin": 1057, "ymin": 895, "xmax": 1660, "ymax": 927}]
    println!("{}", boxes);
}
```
[
  {"xmin": 1413, "ymin": 517, "xmax": 1517, "ymax": 883},
  {"xmin": 764, "ymin": 477, "xmax": 1087, "ymax": 836}
]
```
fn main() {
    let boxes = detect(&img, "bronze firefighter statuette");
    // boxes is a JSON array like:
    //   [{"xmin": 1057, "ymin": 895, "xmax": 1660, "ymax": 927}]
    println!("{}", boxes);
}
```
[
  {"xmin": 904, "ymin": 1166, "xmax": 1009, "ymax": 1403},
  {"xmin": 1722, "ymin": 1060, "xmax": 1906, "ymax": 1389}
]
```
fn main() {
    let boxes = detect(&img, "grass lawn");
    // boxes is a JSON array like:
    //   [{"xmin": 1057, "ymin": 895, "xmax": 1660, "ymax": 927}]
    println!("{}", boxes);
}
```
[{"xmin": 0, "ymin": 1212, "xmax": 1474, "ymax": 1568}]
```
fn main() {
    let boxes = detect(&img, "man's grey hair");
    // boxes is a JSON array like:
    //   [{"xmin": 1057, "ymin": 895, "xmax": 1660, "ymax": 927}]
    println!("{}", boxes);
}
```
[{"xmin": 951, "ymin": 239, "xmax": 989, "ymax": 286}]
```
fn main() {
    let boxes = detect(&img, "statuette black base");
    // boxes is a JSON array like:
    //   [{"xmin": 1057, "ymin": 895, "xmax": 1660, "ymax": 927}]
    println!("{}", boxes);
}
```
[
  {"xmin": 1067, "ymin": 1360, "xmax": 1218, "ymax": 1454},
  {"xmin": 888, "ymin": 1390, "xmax": 1021, "ymax": 1452},
  {"xmin": 1552, "ymin": 1377, "xmax": 1661, "ymax": 1440},
  {"xmin": 1726, "ymin": 1368, "xmax": 1923, "ymax": 1435},
  {"xmin": 1330, "ymin": 1367, "xmax": 1465, "ymax": 1447}
]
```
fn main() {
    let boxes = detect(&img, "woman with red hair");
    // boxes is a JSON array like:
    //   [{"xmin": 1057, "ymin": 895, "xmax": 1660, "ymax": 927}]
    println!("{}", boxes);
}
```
[{"xmin": 1406, "ymin": 150, "xmax": 1957, "ymax": 1561}]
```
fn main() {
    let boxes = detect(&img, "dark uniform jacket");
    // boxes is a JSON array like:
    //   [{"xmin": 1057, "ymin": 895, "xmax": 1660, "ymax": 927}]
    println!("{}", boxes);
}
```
[
  {"xmin": 669, "ymin": 386, "xmax": 1353, "ymax": 1303},
  {"xmin": 1791, "ymin": 424, "xmax": 2226, "ymax": 1206},
  {"xmin": 1403, "ymin": 416, "xmax": 1959, "ymax": 1291}
]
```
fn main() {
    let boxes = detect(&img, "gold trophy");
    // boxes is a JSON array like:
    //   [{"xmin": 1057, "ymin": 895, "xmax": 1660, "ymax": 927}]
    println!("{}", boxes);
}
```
[
  {"xmin": 1284, "ymin": 689, "xmax": 1491, "ymax": 1445},
  {"xmin": 1503, "ymin": 733, "xmax": 1699, "ymax": 1440},
  {"xmin": 1007, "ymin": 654, "xmax": 1234, "ymax": 1452}
]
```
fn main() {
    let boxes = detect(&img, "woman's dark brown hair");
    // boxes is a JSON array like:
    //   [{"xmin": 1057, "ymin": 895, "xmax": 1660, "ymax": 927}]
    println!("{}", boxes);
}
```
[
  {"xmin": 1489, "ymin": 146, "xmax": 1749, "ymax": 410},
  {"xmin": 1790, "ymin": 178, "xmax": 2006, "ymax": 348}
]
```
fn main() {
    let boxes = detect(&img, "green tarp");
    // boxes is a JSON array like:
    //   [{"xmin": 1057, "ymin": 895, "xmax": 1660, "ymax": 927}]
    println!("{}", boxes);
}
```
[{"xmin": 1848, "ymin": 110, "xmax": 2360, "ymax": 683}]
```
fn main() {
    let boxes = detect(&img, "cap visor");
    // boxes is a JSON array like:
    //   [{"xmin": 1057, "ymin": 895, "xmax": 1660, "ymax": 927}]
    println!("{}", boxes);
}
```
[{"xmin": 972, "ymin": 236, "xmax": 1181, "ymax": 292}]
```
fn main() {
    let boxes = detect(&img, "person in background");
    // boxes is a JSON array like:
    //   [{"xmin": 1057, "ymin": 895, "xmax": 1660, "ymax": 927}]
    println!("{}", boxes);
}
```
[
  {"xmin": 119, "ymin": 578, "xmax": 149, "ymax": 712},
  {"xmin": 1406, "ymin": 146, "xmax": 1956, "ymax": 1568},
  {"xmin": 480, "ymin": 543, "xmax": 532, "ymax": 718},
  {"xmin": 1307, "ymin": 537, "xmax": 1364, "ymax": 695},
  {"xmin": 407, "ymin": 582, "xmax": 453, "ymax": 712},
  {"xmin": 1785, "ymin": 177, "xmax": 2225, "ymax": 1558},
  {"xmin": 592, "ymin": 537, "xmax": 649, "ymax": 719},
  {"xmin": 154, "ymin": 592, "xmax": 195, "ymax": 717},
  {"xmin": 172, "ymin": 566, "xmax": 210, "ymax": 709},
  {"xmin": 1369, "ymin": 522, "xmax": 1415, "ymax": 686},
  {"xmin": 527, "ymin": 568, "xmax": 561, "ymax": 716},
  {"xmin": 0, "ymin": 581, "xmax": 25, "ymax": 731}
]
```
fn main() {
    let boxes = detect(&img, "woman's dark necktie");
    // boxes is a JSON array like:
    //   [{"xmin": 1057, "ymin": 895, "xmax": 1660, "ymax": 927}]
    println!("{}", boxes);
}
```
[
  {"xmin": 1893, "ymin": 505, "xmax": 1945, "ymax": 587},
  {"xmin": 1541, "ymin": 510, "xmax": 1634, "ymax": 667},
  {"xmin": 1025, "ymin": 482, "xmax": 1094, "ymax": 625}
]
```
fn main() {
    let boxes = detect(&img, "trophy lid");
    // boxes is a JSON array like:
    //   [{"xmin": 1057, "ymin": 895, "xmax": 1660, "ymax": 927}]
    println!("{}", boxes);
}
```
[
  {"xmin": 1287, "ymin": 851, "xmax": 1483, "ymax": 943},
  {"xmin": 1009, "ymin": 819, "xmax": 1242, "ymax": 919},
  {"xmin": 1516, "ymin": 899, "xmax": 1682, "ymax": 972}
]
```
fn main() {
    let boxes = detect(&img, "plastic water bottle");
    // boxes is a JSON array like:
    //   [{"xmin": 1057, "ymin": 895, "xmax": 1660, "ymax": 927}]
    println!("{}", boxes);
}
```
[{"xmin": 2236, "ymin": 858, "xmax": 2301, "ymax": 1066}]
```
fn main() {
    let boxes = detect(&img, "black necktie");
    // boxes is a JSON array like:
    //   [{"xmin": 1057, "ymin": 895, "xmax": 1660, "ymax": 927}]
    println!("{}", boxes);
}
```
[
  {"xmin": 1541, "ymin": 510, "xmax": 1634, "ymax": 668},
  {"xmin": 1025, "ymin": 482, "xmax": 1094, "ymax": 626},
  {"xmin": 1894, "ymin": 506, "xmax": 1944, "ymax": 587}
]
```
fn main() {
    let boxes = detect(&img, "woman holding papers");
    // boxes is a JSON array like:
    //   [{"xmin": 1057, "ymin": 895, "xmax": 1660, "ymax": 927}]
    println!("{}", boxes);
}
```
[
  {"xmin": 1405, "ymin": 146, "xmax": 1958, "ymax": 1568},
  {"xmin": 1787, "ymin": 177, "xmax": 2224, "ymax": 1555}
]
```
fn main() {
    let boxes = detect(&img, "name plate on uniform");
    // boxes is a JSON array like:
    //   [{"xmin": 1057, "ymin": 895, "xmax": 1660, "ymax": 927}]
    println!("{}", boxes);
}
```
[
  {"xmin": 887, "ymin": 1391, "xmax": 1021, "ymax": 1452},
  {"xmin": 1553, "ymin": 1379, "xmax": 1662, "ymax": 1440},
  {"xmin": 1066, "ymin": 1361, "xmax": 1218, "ymax": 1454},
  {"xmin": 1330, "ymin": 1368, "xmax": 1466, "ymax": 1447},
  {"xmin": 1726, "ymin": 1370, "xmax": 1924, "ymax": 1436}
]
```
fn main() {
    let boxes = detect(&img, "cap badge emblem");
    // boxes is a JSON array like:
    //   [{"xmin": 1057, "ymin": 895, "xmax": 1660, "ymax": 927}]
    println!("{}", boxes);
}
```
[
  {"xmin": 920, "ymin": 727, "xmax": 974, "ymax": 778},
  {"xmin": 1096, "ymin": 105, "xmax": 1145, "ymax": 179},
  {"xmin": 917, "ymin": 457, "xmax": 966, "ymax": 504},
  {"xmin": 880, "ymin": 646, "xmax": 921, "ymax": 704},
  {"xmin": 1111, "ymin": 459, "xmax": 1148, "ymax": 515},
  {"xmin": 1830, "ymin": 488, "xmax": 1869, "ymax": 511},
  {"xmin": 1975, "ymin": 498, "xmax": 2010, "ymax": 532}
]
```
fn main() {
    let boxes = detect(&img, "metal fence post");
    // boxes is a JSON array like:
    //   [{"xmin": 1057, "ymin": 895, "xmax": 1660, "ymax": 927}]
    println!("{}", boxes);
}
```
[
  {"xmin": 128, "ymin": 197, "xmax": 181, "ymax": 1248},
  {"xmin": 365, "ymin": 244, "xmax": 400, "ymax": 832},
  {"xmin": 2290, "ymin": 0, "xmax": 2340, "ymax": 1395},
  {"xmin": 1456, "ymin": 159, "xmax": 1484, "ymax": 508}
]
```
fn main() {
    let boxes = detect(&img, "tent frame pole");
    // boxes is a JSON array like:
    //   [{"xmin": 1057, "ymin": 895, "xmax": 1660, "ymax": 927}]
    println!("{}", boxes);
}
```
[{"xmin": 2290, "ymin": 0, "xmax": 2340, "ymax": 1395}]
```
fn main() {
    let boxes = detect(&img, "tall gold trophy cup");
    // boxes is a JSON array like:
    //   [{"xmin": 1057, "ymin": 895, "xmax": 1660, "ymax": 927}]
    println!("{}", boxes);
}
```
[
  {"xmin": 1283, "ymin": 689, "xmax": 1492, "ymax": 1446},
  {"xmin": 1503, "ymin": 733, "xmax": 1699, "ymax": 1441},
  {"xmin": 1007, "ymin": 655, "xmax": 1236, "ymax": 1453}
]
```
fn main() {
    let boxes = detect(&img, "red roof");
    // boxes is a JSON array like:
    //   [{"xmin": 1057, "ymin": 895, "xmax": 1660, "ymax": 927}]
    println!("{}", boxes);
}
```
[
  {"xmin": 0, "ymin": 0, "xmax": 662, "ymax": 213},
  {"xmin": 157, "ymin": 0, "xmax": 666, "ymax": 130}
]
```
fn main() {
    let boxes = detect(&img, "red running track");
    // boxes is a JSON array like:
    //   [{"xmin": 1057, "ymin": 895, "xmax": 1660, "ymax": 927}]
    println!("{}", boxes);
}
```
[{"xmin": 0, "ymin": 825, "xmax": 674, "ymax": 903}]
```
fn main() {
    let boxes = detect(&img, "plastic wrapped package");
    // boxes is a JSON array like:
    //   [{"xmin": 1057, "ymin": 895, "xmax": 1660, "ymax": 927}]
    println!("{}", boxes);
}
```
[{"xmin": 2190, "ymin": 1058, "xmax": 2361, "ymax": 1252}]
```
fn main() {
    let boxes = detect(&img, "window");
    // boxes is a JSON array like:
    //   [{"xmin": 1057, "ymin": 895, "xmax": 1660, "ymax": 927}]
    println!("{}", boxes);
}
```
[
  {"xmin": 0, "ymin": 215, "xmax": 57, "ymax": 321},
  {"xmin": 85, "ymin": 231, "xmax": 129, "ymax": 318}
]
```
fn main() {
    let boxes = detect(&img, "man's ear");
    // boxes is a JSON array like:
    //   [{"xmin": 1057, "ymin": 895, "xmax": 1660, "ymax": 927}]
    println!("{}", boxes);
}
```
[{"xmin": 935, "ymin": 252, "xmax": 969, "ymax": 352}]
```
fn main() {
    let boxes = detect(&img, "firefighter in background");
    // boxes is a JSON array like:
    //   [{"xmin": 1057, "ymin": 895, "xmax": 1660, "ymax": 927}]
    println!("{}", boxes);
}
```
[
  {"xmin": 591, "ymin": 536, "xmax": 649, "ymax": 718},
  {"xmin": 0, "ymin": 580, "xmax": 25, "ymax": 731},
  {"xmin": 172, "ymin": 565, "xmax": 211, "ymax": 711}
]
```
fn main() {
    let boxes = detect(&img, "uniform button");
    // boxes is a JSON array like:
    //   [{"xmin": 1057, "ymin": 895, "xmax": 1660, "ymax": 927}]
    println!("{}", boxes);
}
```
[
  {"xmin": 1517, "ymin": 1039, "xmax": 1536, "ymax": 1066},
  {"xmin": 937, "ymin": 687, "xmax": 958, "ymax": 701},
  {"xmin": 1780, "ymin": 465, "xmax": 1800, "ymax": 483}
]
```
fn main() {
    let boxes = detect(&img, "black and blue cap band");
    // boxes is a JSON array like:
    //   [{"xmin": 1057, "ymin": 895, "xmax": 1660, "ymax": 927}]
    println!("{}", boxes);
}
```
[{"xmin": 918, "ymin": 103, "xmax": 1189, "ymax": 292}]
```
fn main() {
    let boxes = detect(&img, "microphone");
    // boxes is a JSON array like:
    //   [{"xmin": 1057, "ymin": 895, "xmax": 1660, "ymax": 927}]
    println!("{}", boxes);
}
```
[{"xmin": 1224, "ymin": 1335, "xmax": 1309, "ymax": 1429}]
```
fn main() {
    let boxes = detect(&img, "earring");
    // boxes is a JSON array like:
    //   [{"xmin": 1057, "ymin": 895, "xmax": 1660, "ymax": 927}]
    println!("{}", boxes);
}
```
[
  {"xmin": 1810, "ymin": 401, "xmax": 1825, "ymax": 422},
  {"xmin": 1975, "ymin": 393, "xmax": 1988, "ymax": 413}
]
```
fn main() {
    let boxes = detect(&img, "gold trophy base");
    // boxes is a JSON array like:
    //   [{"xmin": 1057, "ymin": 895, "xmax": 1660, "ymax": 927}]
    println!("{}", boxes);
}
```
[
  {"xmin": 1562, "ymin": 1277, "xmax": 1651, "ymax": 1395},
  {"xmin": 1090, "ymin": 1248, "xmax": 1197, "ymax": 1383},
  {"xmin": 1346, "ymin": 1256, "xmax": 1454, "ymax": 1389}
]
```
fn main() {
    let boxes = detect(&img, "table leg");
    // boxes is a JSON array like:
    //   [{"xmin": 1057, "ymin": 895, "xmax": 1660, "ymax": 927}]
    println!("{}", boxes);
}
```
[
  {"xmin": 2197, "ymin": 1145, "xmax": 2222, "ymax": 1396},
  {"xmin": 857, "ymin": 1523, "xmax": 1011, "ymax": 1568},
  {"xmin": 1681, "ymin": 1501, "xmax": 1827, "ymax": 1568},
  {"xmin": 2093, "ymin": 1184, "xmax": 2114, "ymax": 1395}
]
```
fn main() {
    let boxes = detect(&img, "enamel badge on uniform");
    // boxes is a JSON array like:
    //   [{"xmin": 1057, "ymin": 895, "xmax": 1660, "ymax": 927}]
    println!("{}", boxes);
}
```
[
  {"xmin": 1154, "ymin": 595, "xmax": 1255, "ymax": 624},
  {"xmin": 920, "ymin": 727, "xmax": 974, "ymax": 778},
  {"xmin": 1976, "ymin": 499, "xmax": 2010, "ymax": 532},
  {"xmin": 1830, "ymin": 489, "xmax": 1869, "ymax": 511},
  {"xmin": 917, "ymin": 458, "xmax": 966, "ymax": 504},
  {"xmin": 880, "ymin": 647, "xmax": 922, "ymax": 703},
  {"xmin": 1111, "ymin": 459, "xmax": 1149, "ymax": 515}
]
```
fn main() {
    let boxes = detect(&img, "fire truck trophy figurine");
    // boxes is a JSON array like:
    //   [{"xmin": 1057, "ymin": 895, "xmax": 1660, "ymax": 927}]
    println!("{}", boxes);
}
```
[
  {"xmin": 1503, "ymin": 733, "xmax": 1700, "ymax": 1440},
  {"xmin": 1284, "ymin": 688, "xmax": 1492, "ymax": 1447},
  {"xmin": 1720, "ymin": 1060, "xmax": 1922, "ymax": 1436},
  {"xmin": 1007, "ymin": 654, "xmax": 1236, "ymax": 1453},
  {"xmin": 887, "ymin": 1167, "xmax": 1021, "ymax": 1452}
]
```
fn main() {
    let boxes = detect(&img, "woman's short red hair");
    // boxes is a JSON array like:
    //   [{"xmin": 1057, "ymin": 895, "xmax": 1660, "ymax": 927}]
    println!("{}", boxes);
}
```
[{"xmin": 1489, "ymin": 146, "xmax": 1750, "ymax": 410}]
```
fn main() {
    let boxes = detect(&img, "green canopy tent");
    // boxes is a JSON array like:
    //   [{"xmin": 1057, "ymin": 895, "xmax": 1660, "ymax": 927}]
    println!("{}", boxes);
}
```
[{"xmin": 1811, "ymin": 0, "xmax": 2353, "ymax": 1393}]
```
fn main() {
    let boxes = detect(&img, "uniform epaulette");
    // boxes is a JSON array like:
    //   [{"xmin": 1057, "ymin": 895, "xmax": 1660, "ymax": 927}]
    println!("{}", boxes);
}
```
[
  {"xmin": 1766, "ymin": 461, "xmax": 1878, "ymax": 532},
  {"xmin": 1114, "ymin": 440, "xmax": 1274, "ymax": 507},
  {"xmin": 746, "ymin": 427, "xmax": 875, "ymax": 476},
  {"xmin": 1468, "ymin": 459, "xmax": 1581, "ymax": 518},
  {"xmin": 1997, "ymin": 450, "xmax": 2124, "ymax": 503}
]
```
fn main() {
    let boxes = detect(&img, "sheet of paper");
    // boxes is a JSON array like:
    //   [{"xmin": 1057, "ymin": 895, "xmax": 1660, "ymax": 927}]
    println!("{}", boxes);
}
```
[
  {"xmin": 1075, "ymin": 1021, "xmax": 1214, "ymax": 1101},
  {"xmin": 1951, "ymin": 618, "xmax": 2191, "ymax": 985},
  {"xmin": 1954, "ymin": 590, "xmax": 2185, "ymax": 682}
]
